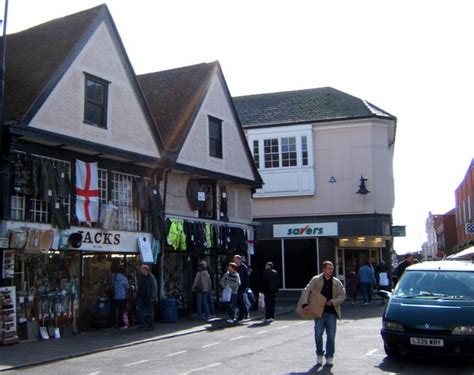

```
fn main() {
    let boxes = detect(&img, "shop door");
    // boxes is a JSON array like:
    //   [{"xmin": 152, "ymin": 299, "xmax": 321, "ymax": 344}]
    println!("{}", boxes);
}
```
[
  {"xmin": 284, "ymin": 239, "xmax": 317, "ymax": 289},
  {"xmin": 342, "ymin": 248, "xmax": 380, "ymax": 280}
]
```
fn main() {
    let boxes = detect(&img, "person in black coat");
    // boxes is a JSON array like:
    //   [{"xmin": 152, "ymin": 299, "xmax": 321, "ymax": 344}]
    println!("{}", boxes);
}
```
[
  {"xmin": 233, "ymin": 255, "xmax": 249, "ymax": 320},
  {"xmin": 262, "ymin": 262, "xmax": 280, "ymax": 322}
]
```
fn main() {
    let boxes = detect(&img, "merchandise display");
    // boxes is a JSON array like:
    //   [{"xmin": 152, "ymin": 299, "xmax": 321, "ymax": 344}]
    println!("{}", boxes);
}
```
[{"xmin": 1, "ymin": 286, "xmax": 19, "ymax": 345}]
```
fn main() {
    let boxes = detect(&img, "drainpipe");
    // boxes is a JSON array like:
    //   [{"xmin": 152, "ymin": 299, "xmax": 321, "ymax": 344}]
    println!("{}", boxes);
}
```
[{"xmin": 159, "ymin": 168, "xmax": 171, "ymax": 299}]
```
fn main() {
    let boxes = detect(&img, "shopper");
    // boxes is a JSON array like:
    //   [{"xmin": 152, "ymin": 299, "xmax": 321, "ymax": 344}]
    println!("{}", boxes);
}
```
[
  {"xmin": 111, "ymin": 267, "xmax": 130, "ymax": 329},
  {"xmin": 358, "ymin": 261, "xmax": 376, "ymax": 305},
  {"xmin": 396, "ymin": 253, "xmax": 413, "ymax": 283},
  {"xmin": 301, "ymin": 261, "xmax": 346, "ymax": 367},
  {"xmin": 376, "ymin": 261, "xmax": 391, "ymax": 305},
  {"xmin": 220, "ymin": 262, "xmax": 241, "ymax": 324},
  {"xmin": 192, "ymin": 261, "xmax": 212, "ymax": 320},
  {"xmin": 261, "ymin": 262, "xmax": 279, "ymax": 322},
  {"xmin": 136, "ymin": 265, "xmax": 157, "ymax": 331},
  {"xmin": 346, "ymin": 270, "xmax": 358, "ymax": 305},
  {"xmin": 233, "ymin": 255, "xmax": 249, "ymax": 320}
]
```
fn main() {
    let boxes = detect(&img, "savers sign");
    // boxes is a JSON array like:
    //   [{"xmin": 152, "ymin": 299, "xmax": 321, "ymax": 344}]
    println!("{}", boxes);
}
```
[{"xmin": 273, "ymin": 223, "xmax": 338, "ymax": 238}]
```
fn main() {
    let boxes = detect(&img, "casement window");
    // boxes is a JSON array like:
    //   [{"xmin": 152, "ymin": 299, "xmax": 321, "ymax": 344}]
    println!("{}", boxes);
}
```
[
  {"xmin": 84, "ymin": 74, "xmax": 109, "ymax": 128},
  {"xmin": 209, "ymin": 116, "xmax": 223, "ymax": 158},
  {"xmin": 254, "ymin": 134, "xmax": 312, "ymax": 170}
]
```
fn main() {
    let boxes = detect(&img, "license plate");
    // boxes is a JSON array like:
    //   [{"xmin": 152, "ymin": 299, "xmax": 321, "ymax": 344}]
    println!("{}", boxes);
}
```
[{"xmin": 410, "ymin": 337, "xmax": 444, "ymax": 347}]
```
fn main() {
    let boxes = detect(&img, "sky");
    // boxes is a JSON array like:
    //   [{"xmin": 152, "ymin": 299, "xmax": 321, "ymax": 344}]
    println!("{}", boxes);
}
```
[{"xmin": 5, "ymin": 0, "xmax": 474, "ymax": 254}]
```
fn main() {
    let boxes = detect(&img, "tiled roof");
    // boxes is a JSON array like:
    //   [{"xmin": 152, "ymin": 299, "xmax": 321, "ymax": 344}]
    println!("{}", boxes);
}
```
[
  {"xmin": 233, "ymin": 87, "xmax": 395, "ymax": 128},
  {"xmin": 137, "ymin": 62, "xmax": 217, "ymax": 154},
  {"xmin": 3, "ymin": 4, "xmax": 105, "ymax": 123}
]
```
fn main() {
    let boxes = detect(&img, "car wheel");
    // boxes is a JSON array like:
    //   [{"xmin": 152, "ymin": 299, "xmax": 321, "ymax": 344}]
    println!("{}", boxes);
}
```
[{"xmin": 384, "ymin": 344, "xmax": 401, "ymax": 358}]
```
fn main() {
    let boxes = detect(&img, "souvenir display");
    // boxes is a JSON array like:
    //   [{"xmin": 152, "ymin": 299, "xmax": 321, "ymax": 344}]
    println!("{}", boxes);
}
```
[{"xmin": 0, "ymin": 287, "xmax": 19, "ymax": 345}]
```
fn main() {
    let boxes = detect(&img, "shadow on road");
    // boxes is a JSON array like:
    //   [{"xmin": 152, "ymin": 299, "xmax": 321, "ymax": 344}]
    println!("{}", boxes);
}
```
[
  {"xmin": 286, "ymin": 364, "xmax": 334, "ymax": 375},
  {"xmin": 375, "ymin": 355, "xmax": 474, "ymax": 373}
]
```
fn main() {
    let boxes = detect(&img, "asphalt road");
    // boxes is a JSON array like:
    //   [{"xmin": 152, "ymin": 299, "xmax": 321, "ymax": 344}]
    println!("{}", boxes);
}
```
[{"xmin": 5, "ymin": 307, "xmax": 474, "ymax": 375}]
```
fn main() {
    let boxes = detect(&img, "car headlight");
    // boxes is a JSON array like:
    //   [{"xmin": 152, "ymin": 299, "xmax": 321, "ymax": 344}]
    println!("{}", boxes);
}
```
[
  {"xmin": 383, "ymin": 320, "xmax": 404, "ymax": 332},
  {"xmin": 452, "ymin": 326, "xmax": 474, "ymax": 335}
]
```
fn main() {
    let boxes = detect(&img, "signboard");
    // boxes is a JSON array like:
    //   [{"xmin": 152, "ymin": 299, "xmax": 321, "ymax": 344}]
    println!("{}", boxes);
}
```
[
  {"xmin": 138, "ymin": 236, "xmax": 153, "ymax": 263},
  {"xmin": 465, "ymin": 223, "xmax": 474, "ymax": 235},
  {"xmin": 273, "ymin": 223, "xmax": 338, "ymax": 238},
  {"xmin": 0, "ymin": 236, "xmax": 9, "ymax": 249},
  {"xmin": 392, "ymin": 225, "xmax": 406, "ymax": 237}
]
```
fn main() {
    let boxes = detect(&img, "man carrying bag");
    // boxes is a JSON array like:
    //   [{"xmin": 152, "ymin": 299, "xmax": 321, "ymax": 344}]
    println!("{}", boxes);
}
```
[{"xmin": 298, "ymin": 261, "xmax": 346, "ymax": 367}]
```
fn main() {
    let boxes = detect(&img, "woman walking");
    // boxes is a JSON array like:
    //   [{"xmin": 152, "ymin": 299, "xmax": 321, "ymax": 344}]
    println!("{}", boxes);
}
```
[
  {"xmin": 192, "ymin": 261, "xmax": 212, "ymax": 320},
  {"xmin": 220, "ymin": 262, "xmax": 241, "ymax": 324}
]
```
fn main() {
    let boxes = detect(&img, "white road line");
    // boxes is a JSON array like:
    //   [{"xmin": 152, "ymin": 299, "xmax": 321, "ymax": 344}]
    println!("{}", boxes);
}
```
[
  {"xmin": 88, "ymin": 372, "xmax": 102, "ymax": 375},
  {"xmin": 296, "ymin": 321, "xmax": 307, "ymax": 325},
  {"xmin": 166, "ymin": 350, "xmax": 188, "ymax": 357},
  {"xmin": 366, "ymin": 349, "xmax": 378, "ymax": 356},
  {"xmin": 277, "ymin": 325, "xmax": 289, "ymax": 330},
  {"xmin": 180, "ymin": 362, "xmax": 222, "ymax": 374},
  {"xmin": 230, "ymin": 335, "xmax": 246, "ymax": 341},
  {"xmin": 201, "ymin": 342, "xmax": 219, "ymax": 348},
  {"xmin": 123, "ymin": 360, "xmax": 149, "ymax": 367},
  {"xmin": 255, "ymin": 330, "xmax": 269, "ymax": 335}
]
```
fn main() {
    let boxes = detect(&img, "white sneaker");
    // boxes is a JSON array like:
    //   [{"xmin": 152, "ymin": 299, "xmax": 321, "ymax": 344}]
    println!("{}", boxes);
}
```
[
  {"xmin": 226, "ymin": 319, "xmax": 235, "ymax": 324},
  {"xmin": 326, "ymin": 357, "xmax": 333, "ymax": 366},
  {"xmin": 316, "ymin": 355, "xmax": 323, "ymax": 366}
]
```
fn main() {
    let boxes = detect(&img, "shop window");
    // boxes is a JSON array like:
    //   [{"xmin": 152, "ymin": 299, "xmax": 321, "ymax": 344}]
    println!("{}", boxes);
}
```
[
  {"xmin": 84, "ymin": 74, "xmax": 109, "ymax": 128},
  {"xmin": 264, "ymin": 138, "xmax": 279, "ymax": 168},
  {"xmin": 209, "ymin": 116, "xmax": 223, "ymax": 158},
  {"xmin": 284, "ymin": 239, "xmax": 317, "ymax": 289},
  {"xmin": 252, "ymin": 239, "xmax": 283, "ymax": 287},
  {"xmin": 252, "ymin": 140, "xmax": 260, "ymax": 169},
  {"xmin": 281, "ymin": 137, "xmax": 297, "ymax": 167}
]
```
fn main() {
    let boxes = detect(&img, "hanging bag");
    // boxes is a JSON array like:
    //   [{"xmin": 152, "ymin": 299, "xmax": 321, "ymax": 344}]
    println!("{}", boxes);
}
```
[{"xmin": 221, "ymin": 286, "xmax": 232, "ymax": 303}]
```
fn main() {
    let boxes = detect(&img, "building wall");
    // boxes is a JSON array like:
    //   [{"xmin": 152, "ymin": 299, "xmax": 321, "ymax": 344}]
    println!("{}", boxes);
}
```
[
  {"xmin": 163, "ymin": 172, "xmax": 253, "ymax": 224},
  {"xmin": 248, "ymin": 118, "xmax": 395, "ymax": 219},
  {"xmin": 177, "ymin": 74, "xmax": 255, "ymax": 182},
  {"xmin": 455, "ymin": 160, "xmax": 474, "ymax": 245},
  {"xmin": 28, "ymin": 21, "xmax": 161, "ymax": 159}
]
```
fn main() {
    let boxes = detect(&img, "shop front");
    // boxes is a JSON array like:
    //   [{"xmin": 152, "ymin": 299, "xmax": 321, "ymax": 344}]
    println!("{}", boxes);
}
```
[{"xmin": 0, "ymin": 220, "xmax": 153, "ymax": 342}]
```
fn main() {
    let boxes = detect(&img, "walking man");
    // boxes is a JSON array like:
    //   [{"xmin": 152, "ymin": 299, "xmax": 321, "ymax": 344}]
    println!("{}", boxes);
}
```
[
  {"xmin": 261, "ymin": 262, "xmax": 279, "ymax": 322},
  {"xmin": 301, "ymin": 261, "xmax": 346, "ymax": 367},
  {"xmin": 136, "ymin": 265, "xmax": 158, "ymax": 331},
  {"xmin": 233, "ymin": 255, "xmax": 249, "ymax": 321},
  {"xmin": 358, "ymin": 260, "xmax": 376, "ymax": 305}
]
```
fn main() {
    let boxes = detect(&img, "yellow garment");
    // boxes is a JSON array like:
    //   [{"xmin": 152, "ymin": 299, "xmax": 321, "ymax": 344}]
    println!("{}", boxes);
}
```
[{"xmin": 167, "ymin": 219, "xmax": 187, "ymax": 251}]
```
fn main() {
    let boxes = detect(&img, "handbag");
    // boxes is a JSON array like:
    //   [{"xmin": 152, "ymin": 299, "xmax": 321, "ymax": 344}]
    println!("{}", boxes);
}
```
[{"xmin": 221, "ymin": 286, "xmax": 232, "ymax": 303}]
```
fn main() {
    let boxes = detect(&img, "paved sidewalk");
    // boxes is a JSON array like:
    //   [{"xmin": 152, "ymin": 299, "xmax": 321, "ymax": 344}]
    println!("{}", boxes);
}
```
[{"xmin": 0, "ymin": 300, "xmax": 385, "ymax": 372}]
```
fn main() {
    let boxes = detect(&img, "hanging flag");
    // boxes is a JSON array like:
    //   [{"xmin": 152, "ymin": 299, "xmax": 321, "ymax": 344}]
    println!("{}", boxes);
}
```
[{"xmin": 75, "ymin": 160, "xmax": 99, "ymax": 223}]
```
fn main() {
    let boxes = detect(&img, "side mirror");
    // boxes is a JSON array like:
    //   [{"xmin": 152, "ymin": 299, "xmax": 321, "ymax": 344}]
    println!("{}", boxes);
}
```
[{"xmin": 377, "ymin": 290, "xmax": 392, "ymax": 300}]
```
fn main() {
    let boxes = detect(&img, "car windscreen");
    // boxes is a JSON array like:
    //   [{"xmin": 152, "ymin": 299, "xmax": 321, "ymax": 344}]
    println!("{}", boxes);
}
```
[{"xmin": 393, "ymin": 270, "xmax": 474, "ymax": 299}]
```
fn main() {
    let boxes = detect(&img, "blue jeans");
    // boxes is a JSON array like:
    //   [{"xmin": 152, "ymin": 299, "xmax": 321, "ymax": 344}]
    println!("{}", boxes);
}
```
[
  {"xmin": 137, "ymin": 298, "xmax": 154, "ymax": 329},
  {"xmin": 227, "ymin": 294, "xmax": 237, "ymax": 320},
  {"xmin": 314, "ymin": 313, "xmax": 337, "ymax": 358},
  {"xmin": 207, "ymin": 292, "xmax": 215, "ymax": 315},
  {"xmin": 361, "ymin": 282, "xmax": 372, "ymax": 304},
  {"xmin": 196, "ymin": 292, "xmax": 210, "ymax": 319}
]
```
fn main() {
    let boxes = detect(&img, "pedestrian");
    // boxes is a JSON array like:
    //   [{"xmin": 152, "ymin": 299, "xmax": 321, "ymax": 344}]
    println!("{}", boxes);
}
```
[
  {"xmin": 376, "ymin": 261, "xmax": 391, "ymax": 305},
  {"xmin": 233, "ymin": 255, "xmax": 250, "ymax": 321},
  {"xmin": 301, "ymin": 261, "xmax": 346, "ymax": 367},
  {"xmin": 192, "ymin": 260, "xmax": 212, "ymax": 320},
  {"xmin": 346, "ymin": 270, "xmax": 357, "ymax": 305},
  {"xmin": 358, "ymin": 260, "xmax": 376, "ymax": 305},
  {"xmin": 220, "ymin": 262, "xmax": 241, "ymax": 324},
  {"xmin": 395, "ymin": 253, "xmax": 413, "ymax": 284},
  {"xmin": 110, "ymin": 266, "xmax": 130, "ymax": 329},
  {"xmin": 248, "ymin": 265, "xmax": 261, "ymax": 311},
  {"xmin": 136, "ymin": 265, "xmax": 158, "ymax": 331},
  {"xmin": 261, "ymin": 262, "xmax": 280, "ymax": 322}
]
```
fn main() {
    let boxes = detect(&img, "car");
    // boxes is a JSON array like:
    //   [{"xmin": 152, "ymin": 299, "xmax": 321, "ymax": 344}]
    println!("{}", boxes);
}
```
[{"xmin": 380, "ymin": 260, "xmax": 474, "ymax": 357}]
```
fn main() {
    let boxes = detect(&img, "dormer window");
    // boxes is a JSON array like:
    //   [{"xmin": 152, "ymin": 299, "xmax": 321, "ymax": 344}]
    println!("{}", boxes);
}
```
[
  {"xmin": 84, "ymin": 74, "xmax": 109, "ymax": 129},
  {"xmin": 209, "ymin": 116, "xmax": 223, "ymax": 158}
]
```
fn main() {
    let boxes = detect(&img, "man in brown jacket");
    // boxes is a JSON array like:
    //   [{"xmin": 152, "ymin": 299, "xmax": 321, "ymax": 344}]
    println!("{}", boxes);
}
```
[{"xmin": 301, "ymin": 261, "xmax": 346, "ymax": 367}]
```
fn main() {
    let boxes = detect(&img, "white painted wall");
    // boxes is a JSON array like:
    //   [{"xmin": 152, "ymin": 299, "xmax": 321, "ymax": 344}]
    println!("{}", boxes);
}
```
[
  {"xmin": 177, "ymin": 73, "xmax": 255, "ymax": 182},
  {"xmin": 29, "ymin": 21, "xmax": 161, "ymax": 159},
  {"xmin": 247, "ymin": 118, "xmax": 396, "ymax": 218}
]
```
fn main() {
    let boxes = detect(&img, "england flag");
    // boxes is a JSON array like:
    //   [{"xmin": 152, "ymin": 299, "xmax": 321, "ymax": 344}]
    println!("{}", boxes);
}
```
[{"xmin": 75, "ymin": 160, "xmax": 99, "ymax": 223}]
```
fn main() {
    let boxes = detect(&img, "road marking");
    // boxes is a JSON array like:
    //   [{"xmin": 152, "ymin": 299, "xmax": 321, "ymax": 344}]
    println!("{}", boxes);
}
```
[
  {"xmin": 180, "ymin": 362, "xmax": 222, "ymax": 374},
  {"xmin": 201, "ymin": 342, "xmax": 219, "ymax": 348},
  {"xmin": 230, "ymin": 335, "xmax": 246, "ymax": 341},
  {"xmin": 255, "ymin": 330, "xmax": 269, "ymax": 335},
  {"xmin": 166, "ymin": 350, "xmax": 187, "ymax": 357},
  {"xmin": 123, "ymin": 360, "xmax": 149, "ymax": 367},
  {"xmin": 88, "ymin": 372, "xmax": 102, "ymax": 375},
  {"xmin": 366, "ymin": 349, "xmax": 378, "ymax": 356},
  {"xmin": 277, "ymin": 325, "xmax": 289, "ymax": 330},
  {"xmin": 296, "ymin": 321, "xmax": 307, "ymax": 325}
]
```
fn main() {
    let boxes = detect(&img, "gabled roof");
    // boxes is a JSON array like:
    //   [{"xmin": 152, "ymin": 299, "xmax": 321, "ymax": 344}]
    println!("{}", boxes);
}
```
[
  {"xmin": 233, "ymin": 87, "xmax": 396, "ymax": 128},
  {"xmin": 3, "ymin": 4, "xmax": 163, "ymax": 161},
  {"xmin": 137, "ymin": 62, "xmax": 216, "ymax": 154},
  {"xmin": 138, "ymin": 62, "xmax": 263, "ymax": 187}
]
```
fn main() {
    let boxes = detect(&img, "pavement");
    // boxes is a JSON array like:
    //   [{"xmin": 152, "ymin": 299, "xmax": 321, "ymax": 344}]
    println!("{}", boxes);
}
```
[{"xmin": 0, "ymin": 301, "xmax": 298, "ymax": 372}]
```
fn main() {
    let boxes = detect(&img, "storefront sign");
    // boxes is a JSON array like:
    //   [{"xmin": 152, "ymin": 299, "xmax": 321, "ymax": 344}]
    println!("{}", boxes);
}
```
[
  {"xmin": 273, "ymin": 223, "xmax": 338, "ymax": 238},
  {"xmin": 74, "ymin": 228, "xmax": 151, "ymax": 253},
  {"xmin": 391, "ymin": 225, "xmax": 406, "ymax": 237}
]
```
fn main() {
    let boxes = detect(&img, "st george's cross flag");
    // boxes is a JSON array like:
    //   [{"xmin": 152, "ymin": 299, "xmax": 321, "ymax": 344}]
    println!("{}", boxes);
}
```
[{"xmin": 75, "ymin": 160, "xmax": 99, "ymax": 223}]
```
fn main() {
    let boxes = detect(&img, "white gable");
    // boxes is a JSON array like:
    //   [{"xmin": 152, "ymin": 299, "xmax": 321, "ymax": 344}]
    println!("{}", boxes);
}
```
[
  {"xmin": 28, "ymin": 21, "xmax": 161, "ymax": 159},
  {"xmin": 176, "ymin": 73, "xmax": 255, "ymax": 182}
]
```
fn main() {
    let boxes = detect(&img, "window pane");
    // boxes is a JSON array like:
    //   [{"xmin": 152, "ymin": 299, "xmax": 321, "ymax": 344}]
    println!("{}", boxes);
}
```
[
  {"xmin": 253, "ymin": 140, "xmax": 259, "ymax": 169},
  {"xmin": 209, "ymin": 118, "xmax": 222, "ymax": 158},
  {"xmin": 264, "ymin": 138, "xmax": 279, "ymax": 168},
  {"xmin": 281, "ymin": 137, "xmax": 296, "ymax": 168},
  {"xmin": 84, "ymin": 76, "xmax": 107, "ymax": 128},
  {"xmin": 86, "ymin": 80, "xmax": 104, "ymax": 103},
  {"xmin": 302, "ymin": 136, "xmax": 308, "ymax": 166},
  {"xmin": 85, "ymin": 103, "xmax": 104, "ymax": 126}
]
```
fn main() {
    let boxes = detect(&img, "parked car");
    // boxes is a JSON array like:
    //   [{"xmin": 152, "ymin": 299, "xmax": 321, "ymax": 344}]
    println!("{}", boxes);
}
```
[{"xmin": 380, "ymin": 260, "xmax": 474, "ymax": 357}]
